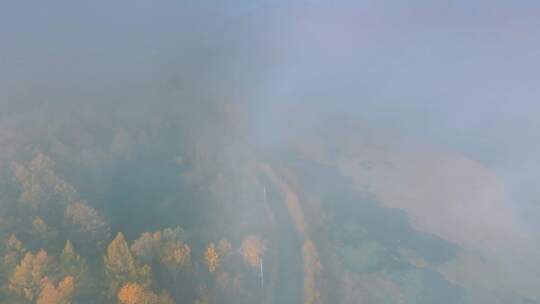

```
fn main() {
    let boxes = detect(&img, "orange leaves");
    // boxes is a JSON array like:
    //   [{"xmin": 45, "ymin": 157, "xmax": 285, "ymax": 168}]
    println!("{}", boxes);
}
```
[
  {"xmin": 11, "ymin": 152, "xmax": 78, "ymax": 210},
  {"xmin": 117, "ymin": 283, "xmax": 174, "ymax": 304},
  {"xmin": 7, "ymin": 245, "xmax": 78, "ymax": 303},
  {"xmin": 204, "ymin": 239, "xmax": 233, "ymax": 274},
  {"xmin": 4, "ymin": 234, "xmax": 25, "ymax": 270},
  {"xmin": 126, "ymin": 228, "xmax": 196, "ymax": 302},
  {"xmin": 104, "ymin": 233, "xmax": 137, "ymax": 279},
  {"xmin": 241, "ymin": 236, "xmax": 268, "ymax": 268},
  {"xmin": 32, "ymin": 217, "xmax": 48, "ymax": 235},
  {"xmin": 58, "ymin": 276, "xmax": 75, "ymax": 294},
  {"xmin": 104, "ymin": 233, "xmax": 152, "ymax": 298},
  {"xmin": 130, "ymin": 232, "xmax": 162, "ymax": 263},
  {"xmin": 9, "ymin": 249, "xmax": 51, "ymax": 300},
  {"xmin": 204, "ymin": 243, "xmax": 220, "ymax": 273},
  {"xmin": 131, "ymin": 227, "xmax": 191, "ymax": 271},
  {"xmin": 64, "ymin": 200, "xmax": 110, "ymax": 239},
  {"xmin": 37, "ymin": 276, "xmax": 75, "ymax": 304},
  {"xmin": 118, "ymin": 283, "xmax": 152, "ymax": 304},
  {"xmin": 162, "ymin": 243, "xmax": 191, "ymax": 270}
]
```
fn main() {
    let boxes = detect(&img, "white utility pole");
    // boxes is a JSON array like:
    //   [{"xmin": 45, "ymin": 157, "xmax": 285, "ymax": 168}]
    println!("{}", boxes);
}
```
[
  {"xmin": 260, "ymin": 257, "xmax": 264, "ymax": 289},
  {"xmin": 261, "ymin": 185, "xmax": 266, "ymax": 289}
]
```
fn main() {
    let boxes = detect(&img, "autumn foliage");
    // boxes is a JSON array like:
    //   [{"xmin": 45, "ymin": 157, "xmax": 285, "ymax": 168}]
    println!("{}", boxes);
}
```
[
  {"xmin": 241, "ymin": 236, "xmax": 267, "ymax": 268},
  {"xmin": 37, "ymin": 276, "xmax": 75, "ymax": 304},
  {"xmin": 0, "ymin": 151, "xmax": 278, "ymax": 304},
  {"xmin": 204, "ymin": 243, "xmax": 220, "ymax": 273},
  {"xmin": 118, "ymin": 283, "xmax": 174, "ymax": 304},
  {"xmin": 9, "ymin": 250, "xmax": 51, "ymax": 301}
]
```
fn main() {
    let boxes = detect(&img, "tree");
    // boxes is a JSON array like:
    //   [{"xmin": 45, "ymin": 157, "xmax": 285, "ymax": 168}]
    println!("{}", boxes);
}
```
[
  {"xmin": 117, "ymin": 283, "xmax": 155, "ymax": 304},
  {"xmin": 241, "ymin": 236, "xmax": 268, "ymax": 268},
  {"xmin": 31, "ymin": 217, "xmax": 57, "ymax": 250},
  {"xmin": 60, "ymin": 241, "xmax": 87, "ymax": 278},
  {"xmin": 117, "ymin": 283, "xmax": 174, "ymax": 304},
  {"xmin": 37, "ymin": 276, "xmax": 75, "ymax": 304},
  {"xmin": 9, "ymin": 250, "xmax": 52, "ymax": 301},
  {"xmin": 130, "ymin": 232, "xmax": 161, "ymax": 264},
  {"xmin": 131, "ymin": 227, "xmax": 190, "ymax": 302},
  {"xmin": 11, "ymin": 152, "xmax": 78, "ymax": 211},
  {"xmin": 131, "ymin": 227, "xmax": 191, "ymax": 273},
  {"xmin": 64, "ymin": 200, "xmax": 110, "ymax": 249},
  {"xmin": 204, "ymin": 243, "xmax": 220, "ymax": 273},
  {"xmin": 160, "ymin": 242, "xmax": 191, "ymax": 274},
  {"xmin": 104, "ymin": 233, "xmax": 150, "ymax": 298},
  {"xmin": 4, "ymin": 234, "xmax": 25, "ymax": 273},
  {"xmin": 60, "ymin": 240, "xmax": 90, "ymax": 297},
  {"xmin": 32, "ymin": 217, "xmax": 48, "ymax": 236}
]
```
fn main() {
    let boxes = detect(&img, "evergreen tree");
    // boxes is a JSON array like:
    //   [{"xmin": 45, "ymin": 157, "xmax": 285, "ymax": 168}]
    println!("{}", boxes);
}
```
[{"xmin": 59, "ymin": 240, "xmax": 94, "ymax": 300}]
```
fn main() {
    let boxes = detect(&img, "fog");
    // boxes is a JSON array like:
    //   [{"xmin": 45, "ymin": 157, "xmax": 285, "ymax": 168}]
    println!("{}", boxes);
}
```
[{"xmin": 1, "ymin": 1, "xmax": 540, "ymax": 303}]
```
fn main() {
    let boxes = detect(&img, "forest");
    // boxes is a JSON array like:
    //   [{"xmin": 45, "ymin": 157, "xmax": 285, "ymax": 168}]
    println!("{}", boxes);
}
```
[
  {"xmin": 0, "ymin": 103, "xmax": 304, "ymax": 304},
  {"xmin": 2, "ymin": 1, "xmax": 540, "ymax": 304},
  {"xmin": 0, "ymin": 100, "xmax": 537, "ymax": 304}
]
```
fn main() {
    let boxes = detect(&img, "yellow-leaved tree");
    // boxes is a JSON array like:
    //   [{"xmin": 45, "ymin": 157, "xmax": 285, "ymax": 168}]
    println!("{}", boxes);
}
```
[
  {"xmin": 104, "ymin": 233, "xmax": 151, "ymax": 299},
  {"xmin": 37, "ymin": 276, "xmax": 75, "ymax": 304},
  {"xmin": 65, "ymin": 200, "xmax": 110, "ymax": 250},
  {"xmin": 160, "ymin": 231, "xmax": 191, "ymax": 274},
  {"xmin": 11, "ymin": 152, "xmax": 78, "ymax": 212},
  {"xmin": 131, "ymin": 227, "xmax": 191, "ymax": 300},
  {"xmin": 117, "ymin": 282, "xmax": 174, "ymax": 304},
  {"xmin": 241, "ymin": 236, "xmax": 268, "ymax": 268},
  {"xmin": 204, "ymin": 243, "xmax": 220, "ymax": 273},
  {"xmin": 3, "ymin": 234, "xmax": 26, "ymax": 273},
  {"xmin": 9, "ymin": 249, "xmax": 52, "ymax": 301}
]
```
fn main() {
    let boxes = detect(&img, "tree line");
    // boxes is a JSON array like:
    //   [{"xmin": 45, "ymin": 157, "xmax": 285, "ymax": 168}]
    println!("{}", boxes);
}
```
[{"xmin": 1, "ymin": 152, "xmax": 269, "ymax": 304}]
